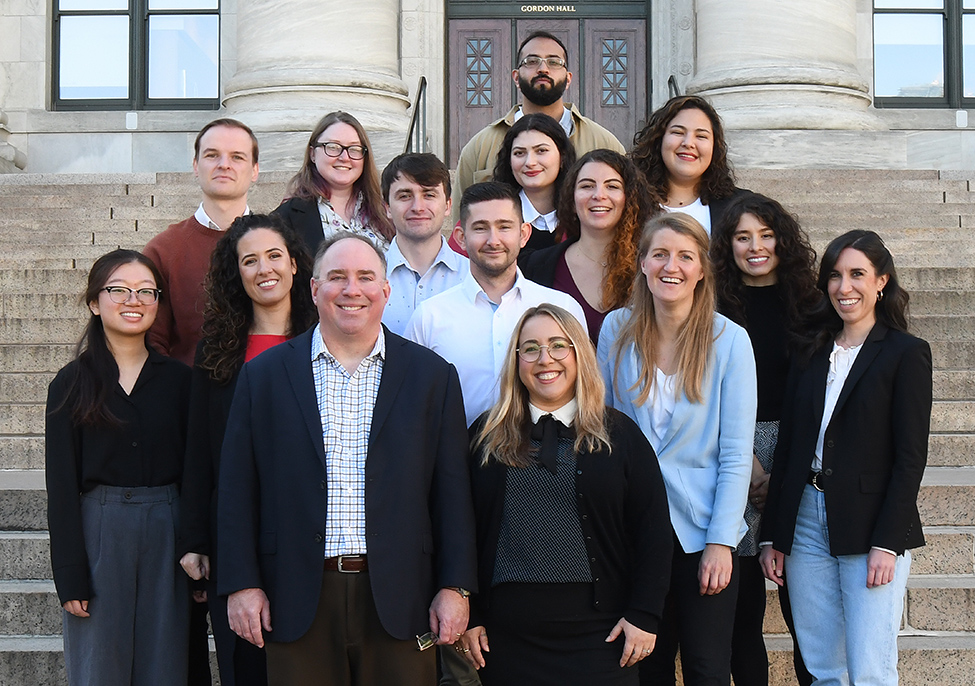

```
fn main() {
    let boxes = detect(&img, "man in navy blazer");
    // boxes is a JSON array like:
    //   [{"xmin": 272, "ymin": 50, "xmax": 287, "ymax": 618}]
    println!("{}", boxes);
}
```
[{"xmin": 217, "ymin": 232, "xmax": 477, "ymax": 685}]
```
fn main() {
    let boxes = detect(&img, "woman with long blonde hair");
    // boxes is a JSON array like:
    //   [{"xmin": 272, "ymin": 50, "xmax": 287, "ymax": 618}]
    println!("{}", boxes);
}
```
[
  {"xmin": 598, "ymin": 213, "xmax": 757, "ymax": 686},
  {"xmin": 458, "ymin": 304, "xmax": 672, "ymax": 686}
]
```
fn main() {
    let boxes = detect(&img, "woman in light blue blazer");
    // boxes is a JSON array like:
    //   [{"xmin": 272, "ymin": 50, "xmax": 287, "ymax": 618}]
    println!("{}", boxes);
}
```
[{"xmin": 598, "ymin": 212, "xmax": 757, "ymax": 686}]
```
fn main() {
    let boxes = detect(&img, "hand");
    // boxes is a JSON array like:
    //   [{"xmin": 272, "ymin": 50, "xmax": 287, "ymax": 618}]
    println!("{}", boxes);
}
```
[
  {"xmin": 605, "ymin": 617, "xmax": 656, "ymax": 667},
  {"xmin": 698, "ymin": 543, "xmax": 733, "ymax": 595},
  {"xmin": 759, "ymin": 545, "xmax": 785, "ymax": 587},
  {"xmin": 748, "ymin": 456, "xmax": 770, "ymax": 511},
  {"xmin": 228, "ymin": 587, "xmax": 272, "ymax": 647},
  {"xmin": 428, "ymin": 588, "xmax": 470, "ymax": 645},
  {"xmin": 866, "ymin": 548, "xmax": 897, "ymax": 588},
  {"xmin": 180, "ymin": 552, "xmax": 210, "ymax": 581},
  {"xmin": 192, "ymin": 589, "xmax": 208, "ymax": 604},
  {"xmin": 457, "ymin": 625, "xmax": 489, "ymax": 669},
  {"xmin": 62, "ymin": 599, "xmax": 89, "ymax": 618}
]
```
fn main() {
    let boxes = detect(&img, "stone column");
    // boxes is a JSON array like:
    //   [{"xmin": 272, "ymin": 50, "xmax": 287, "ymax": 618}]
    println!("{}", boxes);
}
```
[
  {"xmin": 686, "ymin": 0, "xmax": 885, "ymax": 130},
  {"xmin": 223, "ymin": 0, "xmax": 411, "ymax": 166}
]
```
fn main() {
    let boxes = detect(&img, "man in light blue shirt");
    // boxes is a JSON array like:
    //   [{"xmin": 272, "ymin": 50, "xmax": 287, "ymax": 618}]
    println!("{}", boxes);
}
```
[{"xmin": 380, "ymin": 154, "xmax": 469, "ymax": 335}]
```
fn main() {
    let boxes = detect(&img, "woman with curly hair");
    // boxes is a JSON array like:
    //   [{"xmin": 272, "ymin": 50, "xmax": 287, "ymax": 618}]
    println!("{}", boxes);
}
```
[
  {"xmin": 521, "ymin": 149, "xmax": 653, "ymax": 343},
  {"xmin": 493, "ymin": 113, "xmax": 576, "ymax": 250},
  {"xmin": 457, "ymin": 304, "xmax": 672, "ymax": 685},
  {"xmin": 630, "ymin": 95, "xmax": 744, "ymax": 235},
  {"xmin": 274, "ymin": 111, "xmax": 394, "ymax": 253},
  {"xmin": 177, "ymin": 214, "xmax": 317, "ymax": 686},
  {"xmin": 710, "ymin": 192, "xmax": 820, "ymax": 686}
]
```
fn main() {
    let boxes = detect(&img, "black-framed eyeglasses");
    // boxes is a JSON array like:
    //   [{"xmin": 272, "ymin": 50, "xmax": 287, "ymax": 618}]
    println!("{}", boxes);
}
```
[
  {"xmin": 518, "ymin": 55, "xmax": 567, "ymax": 70},
  {"xmin": 312, "ymin": 142, "xmax": 367, "ymax": 160},
  {"xmin": 517, "ymin": 339, "xmax": 574, "ymax": 362},
  {"xmin": 101, "ymin": 286, "xmax": 161, "ymax": 305}
]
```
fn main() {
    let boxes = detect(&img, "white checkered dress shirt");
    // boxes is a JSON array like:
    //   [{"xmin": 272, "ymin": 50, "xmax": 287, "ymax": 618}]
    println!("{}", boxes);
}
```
[{"xmin": 310, "ymin": 324, "xmax": 385, "ymax": 557}]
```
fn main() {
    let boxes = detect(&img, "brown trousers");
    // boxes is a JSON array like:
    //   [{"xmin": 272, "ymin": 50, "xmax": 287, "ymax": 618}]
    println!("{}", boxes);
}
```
[{"xmin": 265, "ymin": 567, "xmax": 435, "ymax": 686}]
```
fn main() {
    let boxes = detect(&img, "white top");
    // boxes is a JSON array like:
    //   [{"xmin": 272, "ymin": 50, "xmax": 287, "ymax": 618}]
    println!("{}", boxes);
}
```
[
  {"xmin": 194, "ymin": 202, "xmax": 251, "ymax": 231},
  {"xmin": 520, "ymin": 189, "xmax": 558, "ymax": 235},
  {"xmin": 381, "ymin": 236, "xmax": 469, "ymax": 336},
  {"xmin": 813, "ymin": 341, "xmax": 864, "ymax": 471},
  {"xmin": 648, "ymin": 367, "xmax": 677, "ymax": 449},
  {"xmin": 515, "ymin": 105, "xmax": 574, "ymax": 138},
  {"xmin": 662, "ymin": 197, "xmax": 711, "ymax": 236},
  {"xmin": 528, "ymin": 397, "xmax": 578, "ymax": 426},
  {"xmin": 405, "ymin": 269, "xmax": 587, "ymax": 426}
]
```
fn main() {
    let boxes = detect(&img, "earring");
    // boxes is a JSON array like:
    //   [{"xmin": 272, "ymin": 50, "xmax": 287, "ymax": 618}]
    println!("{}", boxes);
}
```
[{"xmin": 877, "ymin": 290, "xmax": 884, "ymax": 302}]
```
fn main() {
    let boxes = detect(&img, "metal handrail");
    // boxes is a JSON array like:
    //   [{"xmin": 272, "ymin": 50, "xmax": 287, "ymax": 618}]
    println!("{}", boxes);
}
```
[
  {"xmin": 404, "ymin": 76, "xmax": 428, "ymax": 154},
  {"xmin": 668, "ymin": 75, "xmax": 682, "ymax": 99}
]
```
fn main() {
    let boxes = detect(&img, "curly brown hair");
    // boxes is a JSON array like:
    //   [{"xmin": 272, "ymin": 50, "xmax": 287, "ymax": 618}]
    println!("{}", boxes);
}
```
[
  {"xmin": 555, "ymin": 149, "xmax": 655, "ymax": 311},
  {"xmin": 284, "ymin": 111, "xmax": 394, "ymax": 241},
  {"xmin": 710, "ymin": 192, "xmax": 821, "ymax": 350},
  {"xmin": 199, "ymin": 214, "xmax": 317, "ymax": 384},
  {"xmin": 629, "ymin": 95, "xmax": 737, "ymax": 206}
]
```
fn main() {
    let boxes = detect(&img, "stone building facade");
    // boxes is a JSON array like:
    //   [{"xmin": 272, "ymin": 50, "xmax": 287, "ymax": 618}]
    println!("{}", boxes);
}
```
[{"xmin": 1, "ymin": 0, "xmax": 973, "ymax": 173}]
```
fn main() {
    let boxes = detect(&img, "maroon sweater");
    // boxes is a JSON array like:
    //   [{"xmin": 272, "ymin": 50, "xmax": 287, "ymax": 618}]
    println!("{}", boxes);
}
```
[{"xmin": 143, "ymin": 216, "xmax": 223, "ymax": 366}]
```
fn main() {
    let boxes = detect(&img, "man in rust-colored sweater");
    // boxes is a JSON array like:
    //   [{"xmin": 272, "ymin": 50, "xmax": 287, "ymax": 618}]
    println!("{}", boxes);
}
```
[{"xmin": 143, "ymin": 118, "xmax": 260, "ymax": 365}]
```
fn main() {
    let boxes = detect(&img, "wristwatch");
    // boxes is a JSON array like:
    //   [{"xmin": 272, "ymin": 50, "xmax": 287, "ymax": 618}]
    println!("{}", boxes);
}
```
[{"xmin": 446, "ymin": 586, "xmax": 471, "ymax": 598}]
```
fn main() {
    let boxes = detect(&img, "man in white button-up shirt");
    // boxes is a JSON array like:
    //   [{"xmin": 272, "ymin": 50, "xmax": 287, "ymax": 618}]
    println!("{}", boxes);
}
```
[
  {"xmin": 406, "ymin": 182, "xmax": 586, "ymax": 426},
  {"xmin": 380, "ymin": 153, "xmax": 469, "ymax": 336}
]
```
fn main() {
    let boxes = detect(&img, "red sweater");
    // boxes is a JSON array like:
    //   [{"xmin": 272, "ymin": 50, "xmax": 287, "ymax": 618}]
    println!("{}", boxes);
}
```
[{"xmin": 143, "ymin": 217, "xmax": 223, "ymax": 366}]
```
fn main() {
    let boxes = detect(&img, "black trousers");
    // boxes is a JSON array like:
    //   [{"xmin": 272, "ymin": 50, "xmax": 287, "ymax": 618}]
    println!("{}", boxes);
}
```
[{"xmin": 639, "ymin": 542, "xmax": 739, "ymax": 686}]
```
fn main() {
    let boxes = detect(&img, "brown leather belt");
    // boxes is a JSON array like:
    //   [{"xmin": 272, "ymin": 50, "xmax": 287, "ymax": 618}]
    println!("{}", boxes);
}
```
[{"xmin": 323, "ymin": 554, "xmax": 368, "ymax": 573}]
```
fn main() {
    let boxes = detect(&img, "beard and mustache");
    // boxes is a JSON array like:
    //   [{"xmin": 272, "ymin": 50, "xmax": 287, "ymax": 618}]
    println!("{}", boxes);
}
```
[{"xmin": 518, "ymin": 73, "xmax": 568, "ymax": 107}]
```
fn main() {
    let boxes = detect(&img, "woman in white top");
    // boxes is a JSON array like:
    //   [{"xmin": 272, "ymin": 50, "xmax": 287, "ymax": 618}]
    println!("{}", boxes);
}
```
[
  {"xmin": 760, "ymin": 230, "xmax": 932, "ymax": 686},
  {"xmin": 274, "ymin": 111, "xmax": 394, "ymax": 254},
  {"xmin": 493, "ymin": 113, "xmax": 575, "ymax": 250},
  {"xmin": 629, "ymin": 95, "xmax": 744, "ymax": 236},
  {"xmin": 598, "ymin": 213, "xmax": 756, "ymax": 686}
]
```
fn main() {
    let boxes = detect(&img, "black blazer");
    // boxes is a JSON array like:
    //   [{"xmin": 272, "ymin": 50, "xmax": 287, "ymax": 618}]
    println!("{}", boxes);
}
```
[
  {"xmin": 217, "ymin": 327, "xmax": 478, "ymax": 642},
  {"xmin": 706, "ymin": 187, "xmax": 750, "ymax": 231},
  {"xmin": 468, "ymin": 408, "xmax": 673, "ymax": 633},
  {"xmin": 762, "ymin": 323, "xmax": 932, "ymax": 556},
  {"xmin": 518, "ymin": 239, "xmax": 571, "ymax": 287},
  {"xmin": 272, "ymin": 196, "xmax": 325, "ymax": 257},
  {"xmin": 177, "ymin": 342, "xmax": 239, "ymax": 560}
]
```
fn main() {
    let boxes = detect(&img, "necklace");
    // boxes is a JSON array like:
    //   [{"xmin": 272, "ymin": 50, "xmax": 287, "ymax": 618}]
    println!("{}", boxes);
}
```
[{"xmin": 578, "ymin": 248, "xmax": 607, "ymax": 268}]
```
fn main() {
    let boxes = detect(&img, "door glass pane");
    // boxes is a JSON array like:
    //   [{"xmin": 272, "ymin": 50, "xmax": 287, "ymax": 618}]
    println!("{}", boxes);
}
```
[
  {"xmin": 874, "ymin": 1, "xmax": 942, "ymax": 8},
  {"xmin": 59, "ymin": 0, "xmax": 127, "ymax": 9},
  {"xmin": 147, "ymin": 14, "xmax": 219, "ymax": 98},
  {"xmin": 874, "ymin": 14, "xmax": 944, "ymax": 97},
  {"xmin": 59, "ymin": 16, "xmax": 129, "ymax": 99},
  {"xmin": 964, "ymin": 15, "xmax": 975, "ymax": 97},
  {"xmin": 148, "ymin": 0, "xmax": 218, "ymax": 10},
  {"xmin": 966, "ymin": 0, "xmax": 975, "ymax": 10}
]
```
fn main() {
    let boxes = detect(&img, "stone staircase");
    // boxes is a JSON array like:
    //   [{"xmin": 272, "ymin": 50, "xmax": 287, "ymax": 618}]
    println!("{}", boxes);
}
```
[{"xmin": 0, "ymin": 169, "xmax": 972, "ymax": 684}]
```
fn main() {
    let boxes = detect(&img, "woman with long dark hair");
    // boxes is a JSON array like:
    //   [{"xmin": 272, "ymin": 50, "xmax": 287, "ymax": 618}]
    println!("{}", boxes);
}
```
[
  {"xmin": 760, "ymin": 230, "xmax": 932, "ymax": 686},
  {"xmin": 458, "ymin": 304, "xmax": 672, "ymax": 685},
  {"xmin": 493, "ymin": 113, "xmax": 576, "ymax": 250},
  {"xmin": 598, "ymin": 213, "xmax": 757, "ymax": 686},
  {"xmin": 274, "ymin": 111, "xmax": 394, "ymax": 253},
  {"xmin": 46, "ymin": 249, "xmax": 192, "ymax": 684},
  {"xmin": 177, "ymin": 214, "xmax": 317, "ymax": 685},
  {"xmin": 521, "ymin": 149, "xmax": 652, "ymax": 343},
  {"xmin": 630, "ymin": 95, "xmax": 744, "ymax": 235},
  {"xmin": 710, "ymin": 192, "xmax": 820, "ymax": 686}
]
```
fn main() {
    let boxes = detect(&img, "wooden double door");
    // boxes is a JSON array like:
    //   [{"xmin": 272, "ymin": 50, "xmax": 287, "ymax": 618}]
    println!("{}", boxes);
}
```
[{"xmin": 447, "ymin": 18, "xmax": 647, "ymax": 166}]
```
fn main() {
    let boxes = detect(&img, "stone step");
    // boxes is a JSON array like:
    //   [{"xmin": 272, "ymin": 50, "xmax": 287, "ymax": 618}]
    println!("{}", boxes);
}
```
[
  {"xmin": 0, "ymin": 194, "xmax": 155, "ymax": 210},
  {"xmin": 0, "ymin": 320, "xmax": 85, "ymax": 345},
  {"xmin": 931, "ymin": 341, "xmax": 975, "ymax": 368},
  {"xmin": 933, "ymin": 371, "xmax": 975, "ymax": 401},
  {"xmin": 0, "ymin": 295, "xmax": 88, "ymax": 319},
  {"xmin": 0, "ymin": 636, "xmax": 66, "ymax": 686},
  {"xmin": 0, "ymin": 438, "xmax": 45, "ymax": 470},
  {"xmin": 0, "ymin": 532, "xmax": 50, "ymax": 580},
  {"xmin": 900, "ymin": 267, "xmax": 975, "ymax": 291},
  {"xmin": 739, "ymin": 169, "xmax": 944, "ymax": 182},
  {"xmin": 0, "ymin": 374, "xmax": 56, "ymax": 404},
  {"xmin": 0, "ymin": 345, "xmax": 74, "ymax": 374},
  {"xmin": 0, "ymin": 582, "xmax": 63, "ymax": 636},
  {"xmin": 914, "ymin": 316, "xmax": 975, "ymax": 342},
  {"xmin": 929, "ymin": 434, "xmax": 975, "ymax": 467},
  {"xmin": 0, "ymin": 270, "xmax": 87, "ymax": 293}
]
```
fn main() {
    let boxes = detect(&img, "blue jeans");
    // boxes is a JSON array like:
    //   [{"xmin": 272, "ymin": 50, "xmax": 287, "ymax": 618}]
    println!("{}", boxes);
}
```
[{"xmin": 785, "ymin": 485, "xmax": 910, "ymax": 686}]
